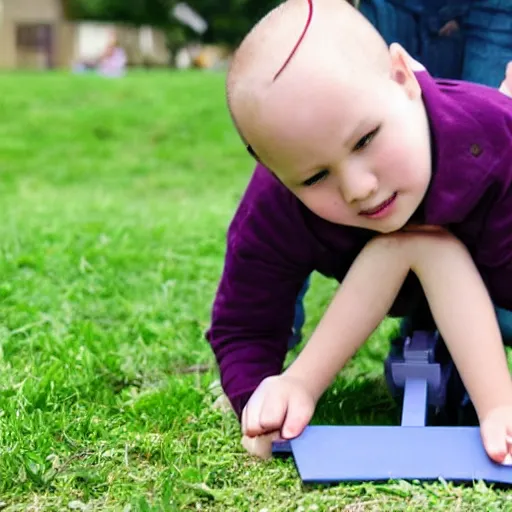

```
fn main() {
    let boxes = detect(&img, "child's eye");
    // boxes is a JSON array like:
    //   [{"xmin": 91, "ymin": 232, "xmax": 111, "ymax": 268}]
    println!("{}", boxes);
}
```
[
  {"xmin": 303, "ymin": 169, "xmax": 329, "ymax": 187},
  {"xmin": 353, "ymin": 127, "xmax": 380, "ymax": 151}
]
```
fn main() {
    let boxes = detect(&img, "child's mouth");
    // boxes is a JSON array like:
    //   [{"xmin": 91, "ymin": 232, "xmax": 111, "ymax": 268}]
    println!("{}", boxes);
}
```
[{"xmin": 359, "ymin": 192, "xmax": 398, "ymax": 218}]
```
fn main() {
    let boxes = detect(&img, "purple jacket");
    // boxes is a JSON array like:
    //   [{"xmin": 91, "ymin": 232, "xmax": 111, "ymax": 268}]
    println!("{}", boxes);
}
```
[{"xmin": 206, "ymin": 70, "xmax": 512, "ymax": 419}]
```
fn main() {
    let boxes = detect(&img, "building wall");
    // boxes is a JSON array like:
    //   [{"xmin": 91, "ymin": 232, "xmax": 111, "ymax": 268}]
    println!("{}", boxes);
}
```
[
  {"xmin": 3, "ymin": 0, "xmax": 61, "ymax": 20},
  {"xmin": 0, "ymin": 0, "xmax": 73, "ymax": 69},
  {"xmin": 72, "ymin": 22, "xmax": 170, "ymax": 67},
  {"xmin": 0, "ymin": 0, "xmax": 170, "ymax": 70}
]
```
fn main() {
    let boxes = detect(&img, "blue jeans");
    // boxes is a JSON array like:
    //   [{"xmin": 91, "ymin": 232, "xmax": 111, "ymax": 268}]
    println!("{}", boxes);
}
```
[
  {"xmin": 461, "ymin": 1, "xmax": 512, "ymax": 87},
  {"xmin": 358, "ymin": 0, "xmax": 465, "ymax": 80},
  {"xmin": 359, "ymin": 0, "xmax": 421, "ymax": 62},
  {"xmin": 462, "ymin": 37, "xmax": 512, "ymax": 88},
  {"xmin": 289, "ymin": 276, "xmax": 310, "ymax": 349}
]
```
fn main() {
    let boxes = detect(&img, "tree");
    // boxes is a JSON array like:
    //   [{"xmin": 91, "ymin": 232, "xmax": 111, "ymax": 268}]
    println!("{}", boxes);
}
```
[
  {"xmin": 65, "ymin": 0, "xmax": 172, "ymax": 27},
  {"xmin": 64, "ymin": 0, "xmax": 282, "ymax": 46}
]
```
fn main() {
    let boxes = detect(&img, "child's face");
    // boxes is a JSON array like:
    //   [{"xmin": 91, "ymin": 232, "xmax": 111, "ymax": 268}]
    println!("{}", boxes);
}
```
[{"xmin": 252, "ymin": 46, "xmax": 432, "ymax": 233}]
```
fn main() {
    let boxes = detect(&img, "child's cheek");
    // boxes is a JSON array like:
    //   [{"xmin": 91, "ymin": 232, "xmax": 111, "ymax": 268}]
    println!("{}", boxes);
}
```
[
  {"xmin": 300, "ymin": 189, "xmax": 351, "ymax": 224},
  {"xmin": 376, "ymin": 130, "xmax": 417, "ymax": 183},
  {"xmin": 373, "ymin": 132, "xmax": 402, "ymax": 172}
]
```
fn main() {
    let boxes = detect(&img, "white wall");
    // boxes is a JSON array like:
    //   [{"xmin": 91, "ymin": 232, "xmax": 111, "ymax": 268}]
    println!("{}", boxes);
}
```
[{"xmin": 74, "ymin": 22, "xmax": 114, "ymax": 60}]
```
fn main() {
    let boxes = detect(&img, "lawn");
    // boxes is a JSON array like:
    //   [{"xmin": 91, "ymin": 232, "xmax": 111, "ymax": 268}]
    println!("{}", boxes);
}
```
[{"xmin": 0, "ymin": 69, "xmax": 510, "ymax": 511}]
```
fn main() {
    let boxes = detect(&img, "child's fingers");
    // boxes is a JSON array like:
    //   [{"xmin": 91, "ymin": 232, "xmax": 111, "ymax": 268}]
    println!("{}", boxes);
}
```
[
  {"xmin": 244, "ymin": 383, "xmax": 288, "ymax": 436},
  {"xmin": 242, "ymin": 386, "xmax": 268, "ymax": 436},
  {"xmin": 499, "ymin": 62, "xmax": 512, "ymax": 97},
  {"xmin": 401, "ymin": 224, "xmax": 446, "ymax": 234},
  {"xmin": 499, "ymin": 80, "xmax": 511, "ymax": 97},
  {"xmin": 481, "ymin": 422, "xmax": 508, "ymax": 464},
  {"xmin": 241, "ymin": 404, "xmax": 248, "ymax": 434},
  {"xmin": 281, "ymin": 391, "xmax": 314, "ymax": 439},
  {"xmin": 241, "ymin": 431, "xmax": 281, "ymax": 460},
  {"xmin": 503, "ymin": 430, "xmax": 512, "ymax": 465},
  {"xmin": 258, "ymin": 391, "xmax": 288, "ymax": 433}
]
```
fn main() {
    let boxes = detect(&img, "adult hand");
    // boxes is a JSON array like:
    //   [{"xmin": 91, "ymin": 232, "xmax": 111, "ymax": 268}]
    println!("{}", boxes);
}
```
[{"xmin": 438, "ymin": 20, "xmax": 459, "ymax": 37}]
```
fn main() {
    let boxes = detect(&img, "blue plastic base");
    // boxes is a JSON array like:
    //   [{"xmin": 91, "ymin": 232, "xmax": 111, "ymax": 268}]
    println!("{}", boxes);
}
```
[
  {"xmin": 290, "ymin": 426, "xmax": 512, "ymax": 485},
  {"xmin": 271, "ymin": 440, "xmax": 291, "ymax": 455},
  {"xmin": 272, "ymin": 331, "xmax": 512, "ymax": 485}
]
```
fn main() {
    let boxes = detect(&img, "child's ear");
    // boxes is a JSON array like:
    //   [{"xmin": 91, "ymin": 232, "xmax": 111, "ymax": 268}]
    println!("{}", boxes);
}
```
[{"xmin": 389, "ymin": 43, "xmax": 422, "ymax": 100}]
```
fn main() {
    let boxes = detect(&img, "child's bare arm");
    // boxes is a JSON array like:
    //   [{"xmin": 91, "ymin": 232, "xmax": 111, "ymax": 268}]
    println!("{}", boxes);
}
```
[
  {"xmin": 288, "ymin": 228, "xmax": 512, "ymax": 414},
  {"xmin": 243, "ymin": 230, "xmax": 422, "ymax": 446},
  {"xmin": 242, "ymin": 231, "xmax": 413, "ymax": 456},
  {"xmin": 284, "ymin": 232, "xmax": 416, "ymax": 402},
  {"xmin": 405, "ymin": 231, "xmax": 512, "ymax": 422},
  {"xmin": 245, "ymin": 228, "xmax": 512, "ymax": 463},
  {"xmin": 406, "ymin": 230, "xmax": 512, "ymax": 463}
]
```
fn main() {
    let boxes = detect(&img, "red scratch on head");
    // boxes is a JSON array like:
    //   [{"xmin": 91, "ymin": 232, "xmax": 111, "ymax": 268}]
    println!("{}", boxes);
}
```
[
  {"xmin": 273, "ymin": 0, "xmax": 314, "ymax": 81},
  {"xmin": 247, "ymin": 1, "xmax": 314, "ymax": 161}
]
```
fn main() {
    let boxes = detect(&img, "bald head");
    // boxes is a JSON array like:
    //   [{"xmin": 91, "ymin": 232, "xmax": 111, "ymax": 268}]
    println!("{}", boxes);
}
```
[{"xmin": 226, "ymin": 0, "xmax": 391, "ymax": 164}]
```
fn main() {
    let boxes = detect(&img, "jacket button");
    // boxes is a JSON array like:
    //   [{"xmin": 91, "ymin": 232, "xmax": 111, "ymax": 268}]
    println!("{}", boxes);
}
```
[{"xmin": 470, "ymin": 143, "xmax": 482, "ymax": 157}]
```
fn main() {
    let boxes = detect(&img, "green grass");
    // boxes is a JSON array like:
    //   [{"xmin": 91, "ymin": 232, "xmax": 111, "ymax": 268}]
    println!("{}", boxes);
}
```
[{"xmin": 0, "ymin": 70, "xmax": 511, "ymax": 511}]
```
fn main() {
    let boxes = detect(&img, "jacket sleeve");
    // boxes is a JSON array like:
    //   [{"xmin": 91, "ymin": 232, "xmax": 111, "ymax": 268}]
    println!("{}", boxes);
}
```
[
  {"xmin": 205, "ymin": 168, "xmax": 314, "ymax": 419},
  {"xmin": 472, "ymin": 148, "xmax": 512, "ymax": 312}
]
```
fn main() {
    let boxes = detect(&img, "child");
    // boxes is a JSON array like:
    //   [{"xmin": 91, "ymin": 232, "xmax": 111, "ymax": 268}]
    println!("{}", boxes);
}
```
[{"xmin": 206, "ymin": 0, "xmax": 512, "ymax": 462}]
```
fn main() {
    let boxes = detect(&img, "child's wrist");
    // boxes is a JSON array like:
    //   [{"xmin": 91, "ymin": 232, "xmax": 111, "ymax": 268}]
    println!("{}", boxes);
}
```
[
  {"xmin": 475, "ymin": 384, "xmax": 512, "ymax": 422},
  {"xmin": 283, "ymin": 366, "xmax": 324, "ymax": 404}
]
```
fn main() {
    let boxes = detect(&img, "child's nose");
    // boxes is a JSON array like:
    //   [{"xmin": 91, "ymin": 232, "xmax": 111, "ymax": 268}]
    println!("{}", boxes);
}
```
[{"xmin": 337, "ymin": 167, "xmax": 378, "ymax": 204}]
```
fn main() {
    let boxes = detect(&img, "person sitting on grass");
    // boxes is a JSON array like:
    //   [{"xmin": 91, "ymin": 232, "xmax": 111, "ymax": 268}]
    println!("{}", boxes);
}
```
[
  {"xmin": 206, "ymin": 0, "xmax": 512, "ymax": 463},
  {"xmin": 73, "ymin": 30, "xmax": 127, "ymax": 78}
]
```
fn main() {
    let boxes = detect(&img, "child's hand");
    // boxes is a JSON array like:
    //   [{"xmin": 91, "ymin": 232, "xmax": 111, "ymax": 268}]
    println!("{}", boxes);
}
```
[
  {"xmin": 241, "ymin": 375, "xmax": 316, "ymax": 450},
  {"xmin": 480, "ymin": 405, "xmax": 512, "ymax": 465},
  {"xmin": 241, "ymin": 431, "xmax": 281, "ymax": 459},
  {"xmin": 499, "ymin": 62, "xmax": 512, "ymax": 97}
]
